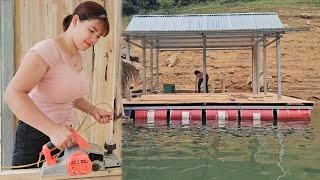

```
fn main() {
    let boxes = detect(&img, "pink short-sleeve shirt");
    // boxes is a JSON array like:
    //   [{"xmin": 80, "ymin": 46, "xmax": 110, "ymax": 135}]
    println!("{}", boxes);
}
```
[{"xmin": 27, "ymin": 39, "xmax": 89, "ymax": 125}]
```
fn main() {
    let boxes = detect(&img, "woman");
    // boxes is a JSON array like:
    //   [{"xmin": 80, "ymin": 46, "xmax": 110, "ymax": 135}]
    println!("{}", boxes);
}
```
[
  {"xmin": 3, "ymin": 1, "xmax": 112, "ymax": 167},
  {"xmin": 194, "ymin": 70, "xmax": 209, "ymax": 93}
]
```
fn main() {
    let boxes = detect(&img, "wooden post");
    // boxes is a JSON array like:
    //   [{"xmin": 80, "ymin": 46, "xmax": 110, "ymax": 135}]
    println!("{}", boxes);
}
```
[
  {"xmin": 263, "ymin": 36, "xmax": 268, "ymax": 94},
  {"xmin": 125, "ymin": 36, "xmax": 131, "ymax": 100},
  {"xmin": 251, "ymin": 45, "xmax": 255, "ymax": 93},
  {"xmin": 202, "ymin": 34, "xmax": 207, "ymax": 93},
  {"xmin": 142, "ymin": 40, "xmax": 146, "ymax": 94},
  {"xmin": 221, "ymin": 77, "xmax": 225, "ymax": 93},
  {"xmin": 155, "ymin": 46, "xmax": 159, "ymax": 90},
  {"xmin": 0, "ymin": 0, "xmax": 15, "ymax": 166},
  {"xmin": 276, "ymin": 34, "xmax": 282, "ymax": 100},
  {"xmin": 125, "ymin": 37, "xmax": 130, "ymax": 62},
  {"xmin": 149, "ymin": 42, "xmax": 154, "ymax": 92},
  {"xmin": 255, "ymin": 42, "xmax": 260, "ymax": 94}
]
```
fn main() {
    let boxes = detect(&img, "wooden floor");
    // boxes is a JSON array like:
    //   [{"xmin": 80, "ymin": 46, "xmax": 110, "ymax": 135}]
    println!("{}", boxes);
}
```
[{"xmin": 123, "ymin": 93, "xmax": 314, "ymax": 106}]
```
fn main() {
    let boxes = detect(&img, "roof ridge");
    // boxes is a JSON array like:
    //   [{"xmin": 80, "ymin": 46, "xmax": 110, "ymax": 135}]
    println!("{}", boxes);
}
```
[{"xmin": 134, "ymin": 12, "xmax": 278, "ymax": 17}]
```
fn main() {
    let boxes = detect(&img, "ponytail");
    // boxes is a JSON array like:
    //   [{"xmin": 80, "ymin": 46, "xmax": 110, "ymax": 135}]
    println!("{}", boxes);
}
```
[{"xmin": 62, "ymin": 14, "xmax": 73, "ymax": 31}]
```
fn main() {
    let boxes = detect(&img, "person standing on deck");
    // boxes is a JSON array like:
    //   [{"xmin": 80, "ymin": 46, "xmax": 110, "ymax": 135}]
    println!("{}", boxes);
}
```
[
  {"xmin": 194, "ymin": 70, "xmax": 209, "ymax": 93},
  {"xmin": 3, "ymin": 1, "xmax": 112, "ymax": 168}
]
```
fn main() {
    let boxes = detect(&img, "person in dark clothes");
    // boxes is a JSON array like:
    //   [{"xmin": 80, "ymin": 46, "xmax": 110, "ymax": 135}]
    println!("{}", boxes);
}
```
[{"xmin": 194, "ymin": 70, "xmax": 209, "ymax": 93}]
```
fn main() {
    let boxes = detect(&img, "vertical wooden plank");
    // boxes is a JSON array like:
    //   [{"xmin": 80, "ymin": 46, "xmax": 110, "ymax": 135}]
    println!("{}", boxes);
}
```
[
  {"xmin": 13, "ymin": 0, "xmax": 23, "ymax": 131},
  {"xmin": 112, "ymin": 0, "xmax": 123, "ymax": 158},
  {"xmin": 14, "ymin": 0, "xmax": 22, "ymax": 71},
  {"xmin": 89, "ymin": 0, "xmax": 123, "ymax": 159},
  {"xmin": 0, "ymin": 0, "xmax": 15, "ymax": 166},
  {"xmin": 90, "ymin": 0, "xmax": 115, "ymax": 144}
]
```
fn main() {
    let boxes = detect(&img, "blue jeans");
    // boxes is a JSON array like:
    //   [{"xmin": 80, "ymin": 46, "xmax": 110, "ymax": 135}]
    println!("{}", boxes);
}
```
[{"xmin": 12, "ymin": 121, "xmax": 61, "ymax": 169}]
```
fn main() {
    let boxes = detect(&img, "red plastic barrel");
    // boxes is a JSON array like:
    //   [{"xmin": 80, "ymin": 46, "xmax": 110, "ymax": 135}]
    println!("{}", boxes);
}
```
[
  {"xmin": 154, "ymin": 110, "xmax": 167, "ymax": 125},
  {"xmin": 278, "ymin": 109, "xmax": 311, "ymax": 121},
  {"xmin": 169, "ymin": 110, "xmax": 202, "ymax": 125},
  {"xmin": 135, "ymin": 110, "xmax": 148, "ymax": 122},
  {"xmin": 206, "ymin": 110, "xmax": 238, "ymax": 121},
  {"xmin": 206, "ymin": 110, "xmax": 238, "ymax": 127},
  {"xmin": 240, "ymin": 109, "xmax": 273, "ymax": 127},
  {"xmin": 206, "ymin": 110, "xmax": 218, "ymax": 121},
  {"xmin": 241, "ymin": 110, "xmax": 273, "ymax": 121},
  {"xmin": 190, "ymin": 110, "xmax": 202, "ymax": 121},
  {"xmin": 135, "ymin": 109, "xmax": 168, "ymax": 126},
  {"xmin": 170, "ymin": 110, "xmax": 182, "ymax": 121}
]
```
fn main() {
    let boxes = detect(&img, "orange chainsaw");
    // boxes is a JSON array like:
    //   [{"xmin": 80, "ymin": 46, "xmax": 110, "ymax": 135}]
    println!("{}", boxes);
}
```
[{"xmin": 40, "ymin": 128, "xmax": 120, "ymax": 177}]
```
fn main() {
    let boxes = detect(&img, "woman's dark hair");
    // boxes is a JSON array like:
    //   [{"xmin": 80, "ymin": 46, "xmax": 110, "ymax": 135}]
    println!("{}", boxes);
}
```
[
  {"xmin": 63, "ymin": 1, "xmax": 109, "ymax": 36},
  {"xmin": 194, "ymin": 70, "xmax": 200, "ymax": 75}
]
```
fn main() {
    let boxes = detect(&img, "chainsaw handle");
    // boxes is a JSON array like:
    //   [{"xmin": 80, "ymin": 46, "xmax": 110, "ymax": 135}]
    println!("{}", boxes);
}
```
[
  {"xmin": 45, "ymin": 141, "xmax": 56, "ymax": 150},
  {"xmin": 42, "ymin": 141, "xmax": 57, "ymax": 166},
  {"xmin": 42, "ymin": 128, "xmax": 89, "ymax": 166}
]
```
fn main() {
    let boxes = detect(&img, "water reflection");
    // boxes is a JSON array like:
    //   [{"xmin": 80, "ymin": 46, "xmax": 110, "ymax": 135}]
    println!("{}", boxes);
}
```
[{"xmin": 122, "ymin": 110, "xmax": 320, "ymax": 180}]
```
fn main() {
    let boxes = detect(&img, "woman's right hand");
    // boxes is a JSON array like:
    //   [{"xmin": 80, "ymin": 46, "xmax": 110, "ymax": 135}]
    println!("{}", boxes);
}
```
[{"xmin": 48, "ymin": 125, "xmax": 77, "ymax": 150}]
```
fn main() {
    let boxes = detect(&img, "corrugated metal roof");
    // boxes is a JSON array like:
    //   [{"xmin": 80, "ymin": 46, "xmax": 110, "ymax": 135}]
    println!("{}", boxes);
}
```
[{"xmin": 125, "ymin": 13, "xmax": 284, "ymax": 33}]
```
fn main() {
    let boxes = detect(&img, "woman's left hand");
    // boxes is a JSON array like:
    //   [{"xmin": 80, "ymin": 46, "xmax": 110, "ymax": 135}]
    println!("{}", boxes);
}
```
[{"xmin": 91, "ymin": 107, "xmax": 113, "ymax": 124}]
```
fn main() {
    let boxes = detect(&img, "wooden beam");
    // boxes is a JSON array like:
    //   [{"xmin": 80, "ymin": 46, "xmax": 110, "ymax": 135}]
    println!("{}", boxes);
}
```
[
  {"xmin": 1, "ymin": 0, "xmax": 15, "ymax": 166},
  {"xmin": 0, "ymin": 167, "xmax": 121, "ymax": 180}
]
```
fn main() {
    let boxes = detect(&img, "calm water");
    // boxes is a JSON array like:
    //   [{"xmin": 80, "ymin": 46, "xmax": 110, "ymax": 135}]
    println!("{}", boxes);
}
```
[{"xmin": 122, "ymin": 110, "xmax": 320, "ymax": 180}]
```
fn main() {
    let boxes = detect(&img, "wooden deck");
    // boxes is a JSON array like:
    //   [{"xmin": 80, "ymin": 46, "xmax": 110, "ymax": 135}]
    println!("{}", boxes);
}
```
[{"xmin": 123, "ymin": 93, "xmax": 314, "ymax": 107}]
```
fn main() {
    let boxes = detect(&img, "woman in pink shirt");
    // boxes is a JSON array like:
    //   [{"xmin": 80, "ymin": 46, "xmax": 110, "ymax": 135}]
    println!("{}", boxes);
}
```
[{"xmin": 3, "ymin": 1, "xmax": 112, "ymax": 168}]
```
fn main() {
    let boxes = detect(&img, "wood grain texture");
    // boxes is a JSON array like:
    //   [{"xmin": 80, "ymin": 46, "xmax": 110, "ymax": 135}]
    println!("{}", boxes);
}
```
[{"xmin": 0, "ymin": 167, "xmax": 121, "ymax": 180}]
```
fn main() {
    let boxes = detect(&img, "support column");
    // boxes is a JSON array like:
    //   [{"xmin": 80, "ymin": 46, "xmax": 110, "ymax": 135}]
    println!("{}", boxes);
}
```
[
  {"xmin": 251, "ymin": 45, "xmax": 255, "ymax": 93},
  {"xmin": 142, "ymin": 40, "xmax": 146, "ymax": 94},
  {"xmin": 276, "ymin": 34, "xmax": 282, "ymax": 100},
  {"xmin": 149, "ymin": 42, "xmax": 153, "ymax": 92},
  {"xmin": 125, "ymin": 37, "xmax": 130, "ymax": 62},
  {"xmin": 125, "ymin": 37, "xmax": 131, "ymax": 100},
  {"xmin": 255, "ymin": 42, "xmax": 260, "ymax": 94},
  {"xmin": 263, "ymin": 36, "xmax": 268, "ymax": 94},
  {"xmin": 202, "ymin": 34, "xmax": 207, "ymax": 93},
  {"xmin": 155, "ymin": 46, "xmax": 159, "ymax": 90}
]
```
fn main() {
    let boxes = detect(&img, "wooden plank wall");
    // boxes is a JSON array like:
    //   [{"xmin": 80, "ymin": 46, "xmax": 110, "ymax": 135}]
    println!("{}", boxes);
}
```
[{"xmin": 1, "ymin": 0, "xmax": 122, "ymax": 166}]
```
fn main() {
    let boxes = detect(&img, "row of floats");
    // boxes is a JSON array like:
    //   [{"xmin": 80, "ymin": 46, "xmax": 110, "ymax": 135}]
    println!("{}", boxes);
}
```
[{"xmin": 128, "ymin": 109, "xmax": 311, "ymax": 127}]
